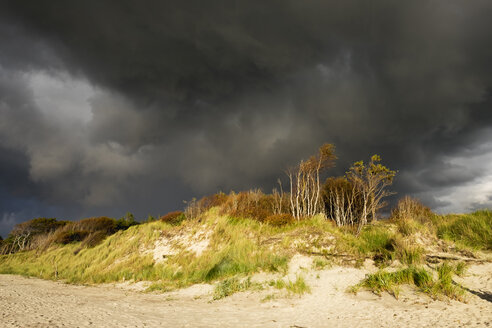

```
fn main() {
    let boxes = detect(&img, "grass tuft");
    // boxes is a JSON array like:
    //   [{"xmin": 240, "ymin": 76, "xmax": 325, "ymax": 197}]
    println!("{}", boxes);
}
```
[
  {"xmin": 354, "ymin": 264, "xmax": 467, "ymax": 301},
  {"xmin": 213, "ymin": 277, "xmax": 261, "ymax": 300},
  {"xmin": 435, "ymin": 210, "xmax": 492, "ymax": 250}
]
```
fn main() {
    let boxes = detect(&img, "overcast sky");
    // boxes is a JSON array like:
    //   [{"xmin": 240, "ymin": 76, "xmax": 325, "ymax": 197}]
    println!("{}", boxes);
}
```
[{"xmin": 1, "ymin": 1, "xmax": 492, "ymax": 237}]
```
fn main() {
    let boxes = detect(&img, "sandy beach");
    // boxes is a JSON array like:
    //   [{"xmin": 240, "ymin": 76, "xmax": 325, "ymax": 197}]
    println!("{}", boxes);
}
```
[{"xmin": 1, "ymin": 263, "xmax": 490, "ymax": 328}]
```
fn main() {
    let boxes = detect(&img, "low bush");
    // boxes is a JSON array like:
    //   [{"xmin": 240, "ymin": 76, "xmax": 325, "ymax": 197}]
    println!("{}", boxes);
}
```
[
  {"xmin": 264, "ymin": 214, "xmax": 294, "ymax": 227},
  {"xmin": 184, "ymin": 192, "xmax": 230, "ymax": 220},
  {"xmin": 0, "ymin": 218, "xmax": 69, "ymax": 254},
  {"xmin": 71, "ymin": 217, "xmax": 117, "ymax": 234},
  {"xmin": 391, "ymin": 196, "xmax": 433, "ymax": 236},
  {"xmin": 391, "ymin": 196, "xmax": 433, "ymax": 223},
  {"xmin": 50, "ymin": 217, "xmax": 119, "ymax": 247},
  {"xmin": 160, "ymin": 211, "xmax": 186, "ymax": 225},
  {"xmin": 220, "ymin": 190, "xmax": 276, "ymax": 222},
  {"xmin": 115, "ymin": 213, "xmax": 140, "ymax": 231},
  {"xmin": 55, "ymin": 230, "xmax": 90, "ymax": 244}
]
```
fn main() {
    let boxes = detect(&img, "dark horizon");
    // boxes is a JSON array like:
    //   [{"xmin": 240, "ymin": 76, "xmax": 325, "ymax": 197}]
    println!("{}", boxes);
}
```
[{"xmin": 1, "ymin": 1, "xmax": 492, "ymax": 237}]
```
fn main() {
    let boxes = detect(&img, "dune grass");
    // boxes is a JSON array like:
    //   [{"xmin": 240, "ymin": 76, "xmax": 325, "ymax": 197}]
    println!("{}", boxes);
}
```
[
  {"xmin": 435, "ymin": 210, "xmax": 492, "ymax": 250},
  {"xmin": 353, "ymin": 262, "xmax": 467, "ymax": 301},
  {"xmin": 212, "ymin": 276, "xmax": 262, "ymax": 300},
  {"xmin": 1, "ymin": 204, "xmax": 488, "ymax": 301},
  {"xmin": 0, "ymin": 213, "xmax": 289, "ymax": 291}
]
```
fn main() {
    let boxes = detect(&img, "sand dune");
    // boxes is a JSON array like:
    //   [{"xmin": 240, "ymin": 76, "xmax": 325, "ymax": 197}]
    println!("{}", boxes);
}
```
[{"xmin": 1, "ymin": 263, "xmax": 491, "ymax": 328}]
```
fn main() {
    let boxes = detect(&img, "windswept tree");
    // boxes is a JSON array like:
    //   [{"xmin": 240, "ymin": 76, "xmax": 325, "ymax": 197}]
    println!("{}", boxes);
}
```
[
  {"xmin": 1, "ymin": 218, "xmax": 67, "ymax": 254},
  {"xmin": 346, "ymin": 155, "xmax": 396, "ymax": 234},
  {"xmin": 287, "ymin": 143, "xmax": 337, "ymax": 220}
]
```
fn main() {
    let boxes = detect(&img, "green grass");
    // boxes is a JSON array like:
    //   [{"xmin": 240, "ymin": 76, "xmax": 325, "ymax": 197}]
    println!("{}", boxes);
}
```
[
  {"xmin": 268, "ymin": 275, "xmax": 311, "ymax": 295},
  {"xmin": 353, "ymin": 263, "xmax": 467, "ymax": 301},
  {"xmin": 435, "ymin": 210, "xmax": 492, "ymax": 250},
  {"xmin": 213, "ymin": 276, "xmax": 262, "ymax": 300},
  {"xmin": 353, "ymin": 267, "xmax": 433, "ymax": 298},
  {"xmin": 313, "ymin": 257, "xmax": 332, "ymax": 270},
  {"xmin": 0, "ymin": 214, "xmax": 289, "ymax": 290},
  {"xmin": 1, "ymin": 205, "xmax": 488, "ymax": 299}
]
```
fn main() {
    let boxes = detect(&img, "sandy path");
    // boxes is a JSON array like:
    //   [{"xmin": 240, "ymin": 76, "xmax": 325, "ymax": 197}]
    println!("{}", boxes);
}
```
[{"xmin": 1, "ymin": 264, "xmax": 491, "ymax": 328}]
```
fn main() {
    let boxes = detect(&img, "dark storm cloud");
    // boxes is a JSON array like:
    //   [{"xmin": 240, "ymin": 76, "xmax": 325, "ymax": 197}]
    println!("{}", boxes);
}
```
[{"xmin": 1, "ymin": 0, "xmax": 492, "ymax": 236}]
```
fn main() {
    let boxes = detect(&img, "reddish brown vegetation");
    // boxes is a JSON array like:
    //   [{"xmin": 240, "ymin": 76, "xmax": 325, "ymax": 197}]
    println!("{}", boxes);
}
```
[
  {"xmin": 160, "ymin": 211, "xmax": 186, "ymax": 225},
  {"xmin": 219, "ymin": 190, "xmax": 277, "ymax": 222},
  {"xmin": 264, "ymin": 214, "xmax": 295, "ymax": 227}
]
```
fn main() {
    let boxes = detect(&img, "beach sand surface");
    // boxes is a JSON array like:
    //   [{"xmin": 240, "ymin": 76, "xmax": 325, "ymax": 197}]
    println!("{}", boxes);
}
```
[{"xmin": 1, "ymin": 263, "xmax": 491, "ymax": 328}]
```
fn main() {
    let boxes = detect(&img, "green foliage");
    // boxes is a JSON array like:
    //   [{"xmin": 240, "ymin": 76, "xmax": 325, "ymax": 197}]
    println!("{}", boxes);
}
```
[
  {"xmin": 146, "ymin": 215, "xmax": 157, "ymax": 222},
  {"xmin": 344, "ymin": 155, "xmax": 396, "ymax": 233},
  {"xmin": 435, "ymin": 210, "xmax": 492, "ymax": 250},
  {"xmin": 159, "ymin": 211, "xmax": 186, "ymax": 225},
  {"xmin": 116, "ymin": 212, "xmax": 140, "ymax": 231}
]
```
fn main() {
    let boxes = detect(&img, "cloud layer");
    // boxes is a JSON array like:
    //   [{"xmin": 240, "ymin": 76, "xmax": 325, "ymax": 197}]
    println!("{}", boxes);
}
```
[{"xmin": 1, "ymin": 1, "xmax": 492, "ymax": 236}]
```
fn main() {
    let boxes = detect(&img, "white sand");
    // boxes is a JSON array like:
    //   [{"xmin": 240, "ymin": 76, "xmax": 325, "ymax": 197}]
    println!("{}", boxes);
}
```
[{"xmin": 1, "ymin": 263, "xmax": 491, "ymax": 327}]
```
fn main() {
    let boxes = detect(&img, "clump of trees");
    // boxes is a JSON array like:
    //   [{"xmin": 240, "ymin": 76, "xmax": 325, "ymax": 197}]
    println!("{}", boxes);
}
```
[
  {"xmin": 1, "ymin": 142, "xmax": 396, "ymax": 254},
  {"xmin": 179, "ymin": 143, "xmax": 396, "ymax": 234},
  {"xmin": 286, "ymin": 144, "xmax": 337, "ymax": 220},
  {"xmin": 0, "ymin": 214, "xmax": 140, "ymax": 255},
  {"xmin": 323, "ymin": 155, "xmax": 396, "ymax": 234},
  {"xmin": 283, "ymin": 143, "xmax": 396, "ymax": 233}
]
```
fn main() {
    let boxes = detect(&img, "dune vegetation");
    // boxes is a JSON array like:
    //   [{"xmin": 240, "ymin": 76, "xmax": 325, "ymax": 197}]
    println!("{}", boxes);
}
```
[{"xmin": 1, "ymin": 144, "xmax": 491, "ymax": 301}]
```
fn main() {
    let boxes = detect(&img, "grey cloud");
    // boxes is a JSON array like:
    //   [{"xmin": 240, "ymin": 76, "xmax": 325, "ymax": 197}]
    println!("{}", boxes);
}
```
[{"xmin": 1, "ymin": 1, "xmax": 492, "ymax": 236}]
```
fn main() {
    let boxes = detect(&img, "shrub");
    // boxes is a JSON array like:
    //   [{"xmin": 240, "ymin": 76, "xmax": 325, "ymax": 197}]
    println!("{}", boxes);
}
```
[
  {"xmin": 322, "ymin": 177, "xmax": 364, "ymax": 227},
  {"xmin": 72, "ymin": 217, "xmax": 117, "ymax": 234},
  {"xmin": 0, "ymin": 218, "xmax": 69, "ymax": 254},
  {"xmin": 220, "ymin": 190, "xmax": 275, "ymax": 222},
  {"xmin": 115, "ymin": 212, "xmax": 140, "ymax": 231},
  {"xmin": 184, "ymin": 192, "xmax": 230, "ymax": 220},
  {"xmin": 392, "ymin": 196, "xmax": 431, "ymax": 222},
  {"xmin": 10, "ymin": 218, "xmax": 68, "ymax": 237},
  {"xmin": 160, "ymin": 211, "xmax": 186, "ymax": 225},
  {"xmin": 55, "ymin": 230, "xmax": 90, "ymax": 244},
  {"xmin": 50, "ymin": 217, "xmax": 118, "ymax": 247},
  {"xmin": 264, "ymin": 214, "xmax": 294, "ymax": 227}
]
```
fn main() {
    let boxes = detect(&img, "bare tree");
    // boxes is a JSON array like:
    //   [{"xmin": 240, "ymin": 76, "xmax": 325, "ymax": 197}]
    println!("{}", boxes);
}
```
[
  {"xmin": 323, "ymin": 177, "xmax": 360, "ymax": 227},
  {"xmin": 287, "ymin": 143, "xmax": 337, "ymax": 220}
]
